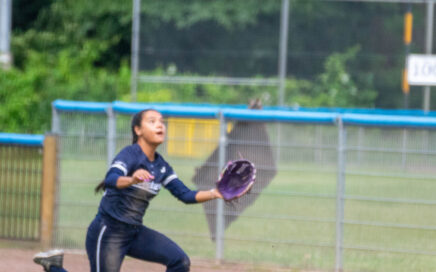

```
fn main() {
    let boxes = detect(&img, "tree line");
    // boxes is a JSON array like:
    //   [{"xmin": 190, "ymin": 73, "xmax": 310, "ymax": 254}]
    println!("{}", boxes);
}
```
[{"xmin": 0, "ymin": 0, "xmax": 432, "ymax": 133}]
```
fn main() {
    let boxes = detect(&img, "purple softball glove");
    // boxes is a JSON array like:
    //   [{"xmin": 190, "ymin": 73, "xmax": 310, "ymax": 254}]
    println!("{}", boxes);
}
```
[{"xmin": 216, "ymin": 159, "xmax": 256, "ymax": 201}]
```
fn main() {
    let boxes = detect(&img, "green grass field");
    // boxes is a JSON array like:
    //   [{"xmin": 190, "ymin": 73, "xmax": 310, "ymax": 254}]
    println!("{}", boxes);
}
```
[
  {"xmin": 50, "ymin": 156, "xmax": 436, "ymax": 272},
  {"xmin": 2, "ymin": 113, "xmax": 436, "ymax": 271}
]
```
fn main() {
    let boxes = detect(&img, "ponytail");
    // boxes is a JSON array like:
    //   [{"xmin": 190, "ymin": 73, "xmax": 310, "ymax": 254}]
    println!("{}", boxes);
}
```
[{"xmin": 95, "ymin": 180, "xmax": 105, "ymax": 193}]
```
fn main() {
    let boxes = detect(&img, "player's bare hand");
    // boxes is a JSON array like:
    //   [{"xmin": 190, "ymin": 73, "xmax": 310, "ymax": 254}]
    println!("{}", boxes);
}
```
[
  {"xmin": 131, "ymin": 169, "xmax": 154, "ymax": 185},
  {"xmin": 211, "ymin": 188, "xmax": 223, "ymax": 199}
]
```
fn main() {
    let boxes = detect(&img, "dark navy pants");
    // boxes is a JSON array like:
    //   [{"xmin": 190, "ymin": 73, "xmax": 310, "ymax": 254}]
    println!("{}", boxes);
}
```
[
  {"xmin": 50, "ymin": 267, "xmax": 67, "ymax": 272},
  {"xmin": 85, "ymin": 214, "xmax": 190, "ymax": 272}
]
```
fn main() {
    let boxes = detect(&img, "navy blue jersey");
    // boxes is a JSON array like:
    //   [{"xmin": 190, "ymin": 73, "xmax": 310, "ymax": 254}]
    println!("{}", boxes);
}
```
[{"xmin": 98, "ymin": 144, "xmax": 197, "ymax": 225}]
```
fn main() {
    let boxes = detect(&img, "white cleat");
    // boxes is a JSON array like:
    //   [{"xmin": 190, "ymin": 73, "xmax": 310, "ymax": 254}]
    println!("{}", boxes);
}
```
[{"xmin": 33, "ymin": 249, "xmax": 64, "ymax": 271}]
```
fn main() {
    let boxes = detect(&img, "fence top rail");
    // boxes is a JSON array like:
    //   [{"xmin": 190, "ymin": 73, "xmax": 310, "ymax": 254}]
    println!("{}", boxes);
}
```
[
  {"xmin": 113, "ymin": 101, "xmax": 219, "ymax": 118},
  {"xmin": 223, "ymin": 108, "xmax": 338, "ymax": 124},
  {"xmin": 53, "ymin": 99, "xmax": 436, "ymax": 116},
  {"xmin": 283, "ymin": 106, "xmax": 436, "ymax": 117},
  {"xmin": 52, "ymin": 100, "xmax": 436, "ymax": 128},
  {"xmin": 113, "ymin": 101, "xmax": 339, "ymax": 123},
  {"xmin": 0, "ymin": 133, "xmax": 44, "ymax": 146},
  {"xmin": 53, "ymin": 100, "xmax": 109, "ymax": 113},
  {"xmin": 342, "ymin": 113, "xmax": 436, "ymax": 128}
]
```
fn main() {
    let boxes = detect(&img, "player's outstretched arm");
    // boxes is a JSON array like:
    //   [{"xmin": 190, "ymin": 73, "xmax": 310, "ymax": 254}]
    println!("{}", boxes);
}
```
[
  {"xmin": 195, "ymin": 188, "xmax": 223, "ymax": 203},
  {"xmin": 165, "ymin": 178, "xmax": 222, "ymax": 204}
]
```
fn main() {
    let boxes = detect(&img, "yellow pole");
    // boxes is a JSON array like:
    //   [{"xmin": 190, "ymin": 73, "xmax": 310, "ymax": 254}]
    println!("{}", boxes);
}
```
[
  {"xmin": 404, "ymin": 12, "xmax": 413, "ymax": 45},
  {"xmin": 402, "ymin": 4, "xmax": 413, "ymax": 108}
]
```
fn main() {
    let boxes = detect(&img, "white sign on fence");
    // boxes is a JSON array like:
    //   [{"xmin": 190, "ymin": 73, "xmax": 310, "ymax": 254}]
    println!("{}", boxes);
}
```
[{"xmin": 407, "ymin": 54, "xmax": 436, "ymax": 86}]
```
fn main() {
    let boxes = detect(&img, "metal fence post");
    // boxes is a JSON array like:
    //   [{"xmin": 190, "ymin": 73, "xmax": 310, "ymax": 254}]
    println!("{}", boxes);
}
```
[
  {"xmin": 276, "ymin": 124, "xmax": 282, "ymax": 163},
  {"xmin": 0, "ymin": 0, "xmax": 12, "ymax": 69},
  {"xmin": 215, "ymin": 111, "xmax": 227, "ymax": 262},
  {"xmin": 278, "ymin": 0, "xmax": 290, "ymax": 106},
  {"xmin": 357, "ymin": 127, "xmax": 364, "ymax": 164},
  {"xmin": 131, "ymin": 0, "xmax": 141, "ymax": 102},
  {"xmin": 423, "ymin": 1, "xmax": 434, "ymax": 112},
  {"xmin": 401, "ymin": 129, "xmax": 408, "ymax": 168},
  {"xmin": 315, "ymin": 125, "xmax": 322, "ymax": 162},
  {"xmin": 335, "ymin": 117, "xmax": 346, "ymax": 272},
  {"xmin": 107, "ymin": 106, "xmax": 116, "ymax": 168},
  {"xmin": 51, "ymin": 103, "xmax": 60, "ymax": 134}
]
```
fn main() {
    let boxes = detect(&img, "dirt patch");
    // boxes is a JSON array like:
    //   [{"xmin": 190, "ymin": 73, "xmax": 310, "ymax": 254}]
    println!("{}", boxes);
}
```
[{"xmin": 0, "ymin": 247, "xmax": 294, "ymax": 272}]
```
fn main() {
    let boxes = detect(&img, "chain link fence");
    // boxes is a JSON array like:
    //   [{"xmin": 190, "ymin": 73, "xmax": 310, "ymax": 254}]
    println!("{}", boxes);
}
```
[
  {"xmin": 133, "ymin": 0, "xmax": 435, "ymax": 109},
  {"xmin": 50, "ymin": 100, "xmax": 436, "ymax": 271},
  {"xmin": 0, "ymin": 134, "xmax": 44, "ymax": 241}
]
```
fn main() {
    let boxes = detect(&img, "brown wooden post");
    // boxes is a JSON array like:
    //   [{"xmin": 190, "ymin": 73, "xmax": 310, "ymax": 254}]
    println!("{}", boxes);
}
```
[{"xmin": 40, "ymin": 134, "xmax": 58, "ymax": 249}]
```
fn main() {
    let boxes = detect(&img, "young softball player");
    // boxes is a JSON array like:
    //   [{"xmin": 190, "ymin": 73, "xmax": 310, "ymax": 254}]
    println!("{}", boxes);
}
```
[{"xmin": 34, "ymin": 108, "xmax": 222, "ymax": 272}]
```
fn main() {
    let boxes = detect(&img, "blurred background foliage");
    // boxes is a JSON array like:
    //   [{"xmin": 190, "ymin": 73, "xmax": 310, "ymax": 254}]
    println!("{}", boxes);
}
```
[{"xmin": 0, "ymin": 0, "xmax": 431, "ymax": 133}]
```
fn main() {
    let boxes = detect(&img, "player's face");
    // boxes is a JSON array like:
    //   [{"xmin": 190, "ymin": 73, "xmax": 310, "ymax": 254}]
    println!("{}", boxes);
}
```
[{"xmin": 136, "ymin": 110, "xmax": 166, "ymax": 146}]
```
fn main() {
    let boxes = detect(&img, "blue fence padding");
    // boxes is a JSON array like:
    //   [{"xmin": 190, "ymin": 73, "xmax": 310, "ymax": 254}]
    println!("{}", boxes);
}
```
[
  {"xmin": 113, "ymin": 101, "xmax": 219, "ymax": 118},
  {"xmin": 114, "ymin": 102, "xmax": 338, "ymax": 123},
  {"xmin": 264, "ymin": 106, "xmax": 436, "ymax": 117},
  {"xmin": 0, "ymin": 133, "xmax": 44, "ymax": 146},
  {"xmin": 342, "ymin": 114, "xmax": 436, "ymax": 128},
  {"xmin": 53, "ymin": 100, "xmax": 109, "ymax": 113},
  {"xmin": 223, "ymin": 109, "xmax": 338, "ymax": 124},
  {"xmin": 120, "ymin": 101, "xmax": 248, "ymax": 109},
  {"xmin": 54, "ymin": 100, "xmax": 436, "ymax": 116},
  {"xmin": 52, "ymin": 100, "xmax": 436, "ymax": 128}
]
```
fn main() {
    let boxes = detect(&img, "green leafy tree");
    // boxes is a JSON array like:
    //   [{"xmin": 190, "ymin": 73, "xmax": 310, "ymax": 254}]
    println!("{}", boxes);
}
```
[
  {"xmin": 287, "ymin": 46, "xmax": 377, "ymax": 108},
  {"xmin": 3, "ymin": 0, "xmax": 423, "ymax": 134},
  {"xmin": 0, "ymin": 41, "xmax": 130, "ymax": 133}
]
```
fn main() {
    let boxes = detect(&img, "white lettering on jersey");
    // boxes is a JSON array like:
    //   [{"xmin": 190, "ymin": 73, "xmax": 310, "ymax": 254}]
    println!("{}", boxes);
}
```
[
  {"xmin": 160, "ymin": 166, "xmax": 166, "ymax": 173},
  {"xmin": 149, "ymin": 181, "xmax": 161, "ymax": 192},
  {"xmin": 132, "ymin": 180, "xmax": 162, "ymax": 194}
]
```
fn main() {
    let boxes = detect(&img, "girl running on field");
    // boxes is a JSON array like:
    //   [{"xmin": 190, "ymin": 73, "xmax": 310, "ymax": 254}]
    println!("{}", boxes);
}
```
[{"xmin": 34, "ymin": 109, "xmax": 223, "ymax": 272}]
